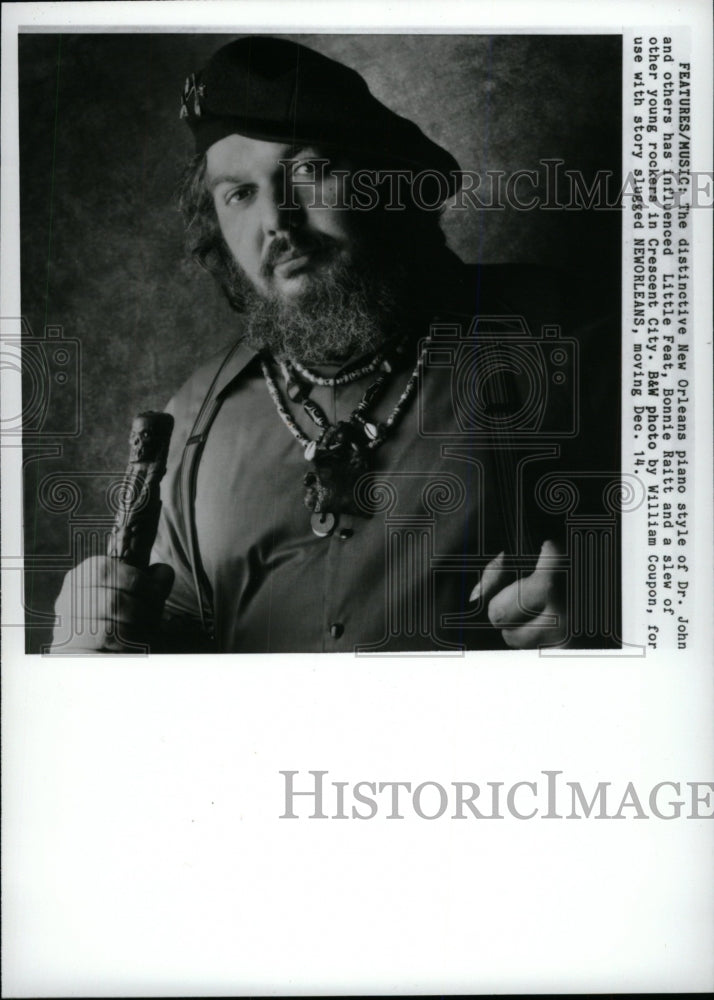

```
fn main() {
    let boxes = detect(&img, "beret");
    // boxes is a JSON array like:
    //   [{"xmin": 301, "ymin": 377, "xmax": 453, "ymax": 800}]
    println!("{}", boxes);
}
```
[{"xmin": 180, "ymin": 36, "xmax": 461, "ymax": 199}]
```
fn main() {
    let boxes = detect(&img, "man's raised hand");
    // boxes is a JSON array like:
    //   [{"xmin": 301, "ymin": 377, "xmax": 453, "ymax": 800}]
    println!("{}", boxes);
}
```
[{"xmin": 470, "ymin": 539, "xmax": 567, "ymax": 649}]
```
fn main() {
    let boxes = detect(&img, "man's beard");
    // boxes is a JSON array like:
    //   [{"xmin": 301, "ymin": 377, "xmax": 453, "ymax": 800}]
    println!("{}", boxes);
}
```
[{"xmin": 224, "ymin": 231, "xmax": 414, "ymax": 365}]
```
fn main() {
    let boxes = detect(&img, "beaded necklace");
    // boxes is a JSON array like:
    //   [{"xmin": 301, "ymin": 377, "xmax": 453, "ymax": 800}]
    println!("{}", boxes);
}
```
[
  {"xmin": 288, "ymin": 349, "xmax": 389, "ymax": 387},
  {"xmin": 261, "ymin": 336, "xmax": 431, "ymax": 536}
]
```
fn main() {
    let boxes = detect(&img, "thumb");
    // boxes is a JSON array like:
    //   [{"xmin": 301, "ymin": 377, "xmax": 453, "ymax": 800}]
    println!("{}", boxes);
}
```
[
  {"xmin": 148, "ymin": 562, "xmax": 175, "ymax": 601},
  {"xmin": 533, "ymin": 538, "xmax": 562, "ymax": 578}
]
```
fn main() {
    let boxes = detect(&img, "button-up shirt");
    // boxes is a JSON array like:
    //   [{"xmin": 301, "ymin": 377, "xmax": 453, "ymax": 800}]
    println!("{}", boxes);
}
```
[{"xmin": 151, "ymin": 260, "xmax": 619, "ymax": 652}]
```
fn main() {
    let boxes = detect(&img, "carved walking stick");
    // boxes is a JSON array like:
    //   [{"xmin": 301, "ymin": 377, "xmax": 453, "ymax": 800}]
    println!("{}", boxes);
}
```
[{"xmin": 107, "ymin": 411, "xmax": 174, "ymax": 568}]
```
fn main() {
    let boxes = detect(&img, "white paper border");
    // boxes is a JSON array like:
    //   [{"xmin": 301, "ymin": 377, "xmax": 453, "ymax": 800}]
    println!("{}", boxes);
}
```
[{"xmin": 2, "ymin": 2, "xmax": 713, "ymax": 996}]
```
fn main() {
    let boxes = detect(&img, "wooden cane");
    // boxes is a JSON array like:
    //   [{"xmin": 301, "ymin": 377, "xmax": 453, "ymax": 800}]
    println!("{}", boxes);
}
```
[{"xmin": 107, "ymin": 411, "xmax": 174, "ymax": 568}]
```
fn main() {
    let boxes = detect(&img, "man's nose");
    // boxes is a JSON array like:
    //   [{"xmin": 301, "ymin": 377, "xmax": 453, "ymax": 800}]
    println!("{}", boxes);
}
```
[{"xmin": 260, "ymin": 180, "xmax": 302, "ymax": 237}]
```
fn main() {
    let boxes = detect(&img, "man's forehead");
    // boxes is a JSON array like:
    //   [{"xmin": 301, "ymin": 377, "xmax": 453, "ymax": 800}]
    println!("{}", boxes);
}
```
[{"xmin": 205, "ymin": 134, "xmax": 322, "ymax": 184}]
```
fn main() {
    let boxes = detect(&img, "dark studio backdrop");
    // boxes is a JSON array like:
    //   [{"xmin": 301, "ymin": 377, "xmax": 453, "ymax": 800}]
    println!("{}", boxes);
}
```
[{"xmin": 19, "ymin": 33, "xmax": 622, "ymax": 652}]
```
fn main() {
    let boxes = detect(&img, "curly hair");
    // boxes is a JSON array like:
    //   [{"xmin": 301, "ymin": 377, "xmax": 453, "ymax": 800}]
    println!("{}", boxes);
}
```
[{"xmin": 178, "ymin": 153, "xmax": 248, "ymax": 311}]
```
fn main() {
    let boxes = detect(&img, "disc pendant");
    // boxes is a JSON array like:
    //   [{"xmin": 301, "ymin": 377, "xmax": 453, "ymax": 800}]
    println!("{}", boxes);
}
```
[{"xmin": 311, "ymin": 511, "xmax": 336, "ymax": 537}]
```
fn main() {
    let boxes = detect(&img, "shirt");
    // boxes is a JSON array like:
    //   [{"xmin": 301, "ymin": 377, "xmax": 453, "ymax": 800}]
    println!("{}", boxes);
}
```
[{"xmin": 151, "ymin": 259, "xmax": 620, "ymax": 652}]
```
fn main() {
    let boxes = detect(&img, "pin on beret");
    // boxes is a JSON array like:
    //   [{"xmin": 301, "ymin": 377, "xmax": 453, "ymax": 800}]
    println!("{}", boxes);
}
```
[{"xmin": 180, "ymin": 36, "xmax": 461, "ymax": 200}]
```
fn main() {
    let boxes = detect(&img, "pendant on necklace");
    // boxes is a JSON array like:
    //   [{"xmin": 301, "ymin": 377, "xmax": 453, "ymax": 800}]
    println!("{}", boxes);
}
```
[
  {"xmin": 310, "ymin": 511, "xmax": 337, "ymax": 537},
  {"xmin": 303, "ymin": 420, "xmax": 371, "ymax": 530}
]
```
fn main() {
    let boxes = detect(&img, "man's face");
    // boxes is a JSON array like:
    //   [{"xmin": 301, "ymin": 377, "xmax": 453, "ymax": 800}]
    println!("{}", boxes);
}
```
[{"xmin": 206, "ymin": 134, "xmax": 357, "ymax": 302}]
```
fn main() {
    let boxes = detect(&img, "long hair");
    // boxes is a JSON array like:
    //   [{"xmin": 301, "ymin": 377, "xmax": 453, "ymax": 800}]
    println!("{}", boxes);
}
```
[{"xmin": 178, "ymin": 153, "xmax": 248, "ymax": 311}]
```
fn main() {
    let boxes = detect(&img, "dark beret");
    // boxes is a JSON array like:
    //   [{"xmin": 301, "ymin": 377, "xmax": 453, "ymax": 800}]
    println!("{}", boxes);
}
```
[{"xmin": 180, "ymin": 36, "xmax": 460, "ymax": 199}]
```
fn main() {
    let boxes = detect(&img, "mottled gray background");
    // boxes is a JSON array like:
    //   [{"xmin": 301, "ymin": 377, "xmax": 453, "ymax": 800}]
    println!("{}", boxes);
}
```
[{"xmin": 19, "ymin": 33, "xmax": 621, "ymax": 650}]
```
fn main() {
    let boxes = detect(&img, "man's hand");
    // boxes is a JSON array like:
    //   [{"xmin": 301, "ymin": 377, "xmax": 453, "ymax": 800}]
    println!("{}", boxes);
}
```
[
  {"xmin": 470, "ymin": 539, "xmax": 567, "ymax": 649},
  {"xmin": 49, "ymin": 556, "xmax": 174, "ymax": 654}
]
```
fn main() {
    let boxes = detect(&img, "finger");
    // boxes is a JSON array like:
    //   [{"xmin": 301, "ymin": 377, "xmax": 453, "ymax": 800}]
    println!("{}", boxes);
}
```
[
  {"xmin": 532, "ymin": 538, "xmax": 562, "ymax": 577},
  {"xmin": 486, "ymin": 538, "xmax": 565, "ymax": 627},
  {"xmin": 51, "ymin": 596, "xmax": 158, "ymax": 650},
  {"xmin": 488, "ymin": 569, "xmax": 563, "ymax": 629},
  {"xmin": 487, "ymin": 578, "xmax": 536, "ymax": 629},
  {"xmin": 469, "ymin": 551, "xmax": 509, "ymax": 603},
  {"xmin": 55, "ymin": 570, "xmax": 166, "ymax": 620},
  {"xmin": 53, "ymin": 581, "xmax": 166, "ymax": 644},
  {"xmin": 52, "ymin": 605, "xmax": 160, "ymax": 649},
  {"xmin": 73, "ymin": 556, "xmax": 150, "ymax": 590},
  {"xmin": 68, "ymin": 558, "xmax": 173, "ymax": 603},
  {"xmin": 500, "ymin": 609, "xmax": 568, "ymax": 650}
]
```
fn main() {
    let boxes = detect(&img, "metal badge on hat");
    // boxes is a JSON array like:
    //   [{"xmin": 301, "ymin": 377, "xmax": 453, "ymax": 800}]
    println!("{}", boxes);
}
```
[{"xmin": 180, "ymin": 73, "xmax": 205, "ymax": 120}]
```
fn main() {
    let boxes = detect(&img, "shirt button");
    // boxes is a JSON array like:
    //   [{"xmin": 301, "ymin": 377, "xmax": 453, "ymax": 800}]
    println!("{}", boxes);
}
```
[
  {"xmin": 338, "ymin": 528, "xmax": 353, "ymax": 540},
  {"xmin": 330, "ymin": 622, "xmax": 344, "ymax": 639}
]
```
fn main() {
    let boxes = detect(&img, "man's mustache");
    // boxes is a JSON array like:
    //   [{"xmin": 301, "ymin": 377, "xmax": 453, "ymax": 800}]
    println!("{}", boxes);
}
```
[{"xmin": 261, "ymin": 233, "xmax": 338, "ymax": 277}]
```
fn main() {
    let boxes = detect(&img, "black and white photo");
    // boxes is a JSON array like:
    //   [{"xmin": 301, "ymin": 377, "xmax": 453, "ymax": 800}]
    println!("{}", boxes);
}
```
[{"xmin": 19, "ymin": 31, "xmax": 622, "ymax": 654}]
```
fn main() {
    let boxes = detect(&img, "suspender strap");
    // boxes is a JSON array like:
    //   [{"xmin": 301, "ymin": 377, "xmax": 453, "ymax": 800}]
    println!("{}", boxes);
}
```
[{"xmin": 177, "ymin": 341, "xmax": 248, "ymax": 636}]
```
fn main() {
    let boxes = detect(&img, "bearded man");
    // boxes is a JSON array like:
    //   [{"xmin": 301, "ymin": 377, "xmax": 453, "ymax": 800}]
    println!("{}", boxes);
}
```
[{"xmin": 51, "ymin": 36, "xmax": 620, "ymax": 654}]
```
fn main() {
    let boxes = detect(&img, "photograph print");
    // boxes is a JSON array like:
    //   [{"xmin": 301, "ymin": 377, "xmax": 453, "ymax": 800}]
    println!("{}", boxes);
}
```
[{"xmin": 18, "ymin": 31, "xmax": 623, "ymax": 654}]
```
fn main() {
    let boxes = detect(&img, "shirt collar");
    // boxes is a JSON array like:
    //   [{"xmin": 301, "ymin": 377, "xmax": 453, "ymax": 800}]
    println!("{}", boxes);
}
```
[{"xmin": 212, "ymin": 337, "xmax": 261, "ymax": 400}]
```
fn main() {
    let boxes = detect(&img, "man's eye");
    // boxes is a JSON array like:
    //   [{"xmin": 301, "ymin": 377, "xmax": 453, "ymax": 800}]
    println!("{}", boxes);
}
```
[
  {"xmin": 292, "ymin": 159, "xmax": 332, "ymax": 178},
  {"xmin": 225, "ymin": 186, "xmax": 254, "ymax": 206}
]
